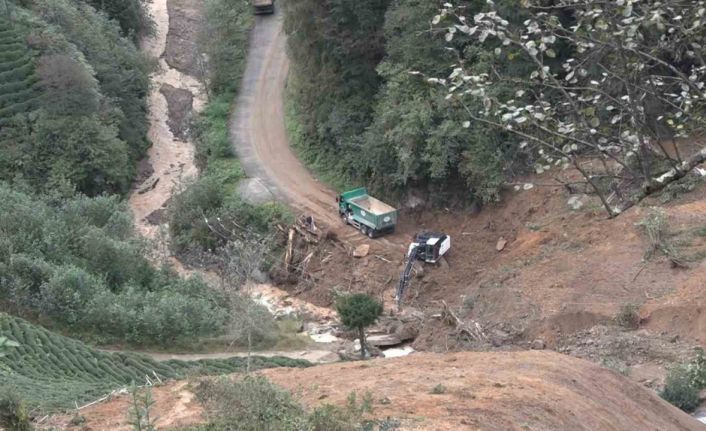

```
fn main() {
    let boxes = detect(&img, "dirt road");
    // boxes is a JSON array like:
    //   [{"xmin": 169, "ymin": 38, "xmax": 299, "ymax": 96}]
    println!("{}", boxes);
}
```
[{"xmin": 230, "ymin": 9, "xmax": 339, "ymax": 226}]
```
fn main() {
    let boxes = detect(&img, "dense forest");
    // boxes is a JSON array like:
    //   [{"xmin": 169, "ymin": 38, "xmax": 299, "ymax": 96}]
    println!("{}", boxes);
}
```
[
  {"xmin": 284, "ymin": 0, "xmax": 706, "ymax": 209},
  {"xmin": 0, "ymin": 0, "xmax": 150, "ymax": 196},
  {"xmin": 0, "ymin": 0, "xmax": 240, "ymax": 346},
  {"xmin": 284, "ymin": 0, "xmax": 530, "ymax": 203}
]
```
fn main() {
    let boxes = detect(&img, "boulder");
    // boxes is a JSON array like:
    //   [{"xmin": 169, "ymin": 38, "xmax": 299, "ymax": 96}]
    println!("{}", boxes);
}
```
[{"xmin": 353, "ymin": 244, "xmax": 370, "ymax": 258}]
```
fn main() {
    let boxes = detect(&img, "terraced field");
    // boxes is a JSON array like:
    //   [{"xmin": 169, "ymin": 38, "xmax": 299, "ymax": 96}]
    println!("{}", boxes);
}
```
[
  {"xmin": 0, "ymin": 314, "xmax": 310, "ymax": 411},
  {"xmin": 0, "ymin": 18, "xmax": 42, "ymax": 127}
]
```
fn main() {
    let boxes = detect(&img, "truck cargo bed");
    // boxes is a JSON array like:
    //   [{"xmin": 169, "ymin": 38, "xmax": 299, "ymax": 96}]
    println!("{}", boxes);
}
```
[{"xmin": 349, "ymin": 195, "xmax": 396, "ymax": 215}]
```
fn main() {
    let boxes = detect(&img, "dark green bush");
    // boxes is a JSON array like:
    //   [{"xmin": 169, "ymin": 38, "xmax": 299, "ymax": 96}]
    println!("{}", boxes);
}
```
[
  {"xmin": 195, "ymin": 376, "xmax": 308, "ymax": 431},
  {"xmin": 661, "ymin": 366, "xmax": 700, "ymax": 412},
  {"xmin": 0, "ymin": 184, "xmax": 231, "ymax": 345},
  {"xmin": 0, "ymin": 387, "xmax": 31, "ymax": 431}
]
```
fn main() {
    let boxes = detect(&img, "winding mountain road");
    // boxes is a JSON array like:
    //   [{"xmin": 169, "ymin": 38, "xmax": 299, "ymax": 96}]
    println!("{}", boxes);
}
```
[{"xmin": 230, "ymin": 9, "xmax": 339, "ymax": 226}]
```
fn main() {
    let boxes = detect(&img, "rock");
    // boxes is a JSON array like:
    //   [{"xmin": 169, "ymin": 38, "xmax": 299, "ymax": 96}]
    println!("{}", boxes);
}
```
[
  {"xmin": 567, "ymin": 195, "xmax": 585, "ymax": 211},
  {"xmin": 530, "ymin": 339, "xmax": 546, "ymax": 350},
  {"xmin": 496, "ymin": 237, "xmax": 507, "ymax": 251},
  {"xmin": 367, "ymin": 334, "xmax": 403, "ymax": 347},
  {"xmin": 353, "ymin": 244, "xmax": 370, "ymax": 258},
  {"xmin": 137, "ymin": 176, "xmax": 159, "ymax": 194},
  {"xmin": 393, "ymin": 323, "xmax": 419, "ymax": 343}
]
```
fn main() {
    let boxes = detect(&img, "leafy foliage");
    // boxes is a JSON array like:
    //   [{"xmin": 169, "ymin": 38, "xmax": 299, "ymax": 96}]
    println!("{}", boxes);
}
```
[
  {"xmin": 80, "ymin": 0, "xmax": 151, "ymax": 40},
  {"xmin": 196, "ymin": 376, "xmax": 309, "ymax": 431},
  {"xmin": 661, "ymin": 365, "xmax": 701, "ymax": 412},
  {"xmin": 432, "ymin": 0, "xmax": 706, "ymax": 215},
  {"xmin": 0, "ymin": 386, "xmax": 31, "ymax": 431},
  {"xmin": 0, "ymin": 313, "xmax": 311, "ymax": 412},
  {"xmin": 195, "ymin": 377, "xmax": 372, "ymax": 431},
  {"xmin": 283, "ymin": 0, "xmax": 528, "ymax": 203},
  {"xmin": 0, "ymin": 184, "xmax": 229, "ymax": 345},
  {"xmin": 336, "ymin": 294, "xmax": 382, "ymax": 358},
  {"xmin": 0, "ymin": 0, "xmax": 150, "ymax": 196},
  {"xmin": 170, "ymin": 2, "xmax": 291, "ymax": 256}
]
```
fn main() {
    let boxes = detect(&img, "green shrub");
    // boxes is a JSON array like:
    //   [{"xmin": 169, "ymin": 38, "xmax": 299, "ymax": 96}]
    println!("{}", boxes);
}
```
[
  {"xmin": 615, "ymin": 304, "xmax": 640, "ymax": 330},
  {"xmin": 430, "ymin": 384, "xmax": 447, "ymax": 394},
  {"xmin": 0, "ymin": 313, "xmax": 311, "ymax": 411},
  {"xmin": 0, "ymin": 185, "xmax": 231, "ymax": 345},
  {"xmin": 661, "ymin": 366, "xmax": 701, "ymax": 412},
  {"xmin": 0, "ymin": 387, "xmax": 31, "ymax": 431},
  {"xmin": 195, "ymin": 376, "xmax": 308, "ymax": 431}
]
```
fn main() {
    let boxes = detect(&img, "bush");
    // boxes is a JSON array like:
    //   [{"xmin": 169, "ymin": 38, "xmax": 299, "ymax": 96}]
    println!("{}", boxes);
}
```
[
  {"xmin": 615, "ymin": 304, "xmax": 640, "ymax": 330},
  {"xmin": 0, "ymin": 387, "xmax": 31, "ymax": 431},
  {"xmin": 661, "ymin": 366, "xmax": 701, "ymax": 412},
  {"xmin": 0, "ymin": 184, "xmax": 232, "ymax": 346},
  {"xmin": 195, "ymin": 376, "xmax": 308, "ymax": 431}
]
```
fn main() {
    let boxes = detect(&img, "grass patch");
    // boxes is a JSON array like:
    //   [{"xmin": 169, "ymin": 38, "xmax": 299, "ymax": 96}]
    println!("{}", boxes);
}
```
[
  {"xmin": 0, "ymin": 314, "xmax": 310, "ymax": 412},
  {"xmin": 614, "ymin": 304, "xmax": 640, "ymax": 330},
  {"xmin": 430, "ymin": 384, "xmax": 447, "ymax": 394}
]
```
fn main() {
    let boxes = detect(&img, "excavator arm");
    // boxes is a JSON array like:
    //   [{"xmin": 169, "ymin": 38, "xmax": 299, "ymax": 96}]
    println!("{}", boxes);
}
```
[{"xmin": 395, "ymin": 245, "xmax": 420, "ymax": 307}]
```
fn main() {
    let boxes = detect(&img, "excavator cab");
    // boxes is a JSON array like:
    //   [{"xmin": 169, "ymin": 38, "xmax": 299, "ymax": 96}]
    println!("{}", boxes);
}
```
[
  {"xmin": 396, "ymin": 232, "xmax": 451, "ymax": 306},
  {"xmin": 408, "ymin": 232, "xmax": 450, "ymax": 263}
]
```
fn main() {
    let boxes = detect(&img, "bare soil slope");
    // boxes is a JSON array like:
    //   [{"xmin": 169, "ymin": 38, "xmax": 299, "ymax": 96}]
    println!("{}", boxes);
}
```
[{"xmin": 49, "ymin": 352, "xmax": 705, "ymax": 430}]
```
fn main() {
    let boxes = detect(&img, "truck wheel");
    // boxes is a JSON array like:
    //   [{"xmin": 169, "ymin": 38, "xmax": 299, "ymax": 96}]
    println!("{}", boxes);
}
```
[
  {"xmin": 360, "ymin": 225, "xmax": 368, "ymax": 236},
  {"xmin": 367, "ymin": 229, "xmax": 375, "ymax": 238},
  {"xmin": 341, "ymin": 212, "xmax": 348, "ymax": 225}
]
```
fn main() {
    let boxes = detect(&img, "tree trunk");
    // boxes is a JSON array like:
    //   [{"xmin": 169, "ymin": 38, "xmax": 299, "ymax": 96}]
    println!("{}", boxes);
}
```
[
  {"xmin": 246, "ymin": 330, "xmax": 252, "ymax": 374},
  {"xmin": 358, "ymin": 326, "xmax": 366, "ymax": 359},
  {"xmin": 617, "ymin": 146, "xmax": 706, "ymax": 213}
]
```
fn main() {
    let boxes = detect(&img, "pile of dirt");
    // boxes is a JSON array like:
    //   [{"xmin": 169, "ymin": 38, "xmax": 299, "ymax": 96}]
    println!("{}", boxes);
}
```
[
  {"xmin": 281, "ymin": 178, "xmax": 706, "ymax": 349},
  {"xmin": 160, "ymin": 83, "xmax": 193, "ymax": 141},
  {"xmin": 50, "ymin": 351, "xmax": 704, "ymax": 430},
  {"xmin": 164, "ymin": 0, "xmax": 204, "ymax": 76}
]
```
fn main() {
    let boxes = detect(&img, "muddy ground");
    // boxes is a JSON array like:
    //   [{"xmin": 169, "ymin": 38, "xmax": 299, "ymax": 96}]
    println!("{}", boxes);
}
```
[
  {"xmin": 164, "ymin": 0, "xmax": 204, "ymax": 77},
  {"xmin": 48, "ymin": 352, "xmax": 704, "ymax": 431},
  {"xmin": 160, "ymin": 83, "xmax": 193, "ymax": 141}
]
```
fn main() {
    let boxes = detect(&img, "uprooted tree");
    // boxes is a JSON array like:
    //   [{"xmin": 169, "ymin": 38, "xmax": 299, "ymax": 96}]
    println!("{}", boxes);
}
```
[
  {"xmin": 336, "ymin": 294, "xmax": 383, "ymax": 359},
  {"xmin": 427, "ymin": 0, "xmax": 706, "ymax": 217}
]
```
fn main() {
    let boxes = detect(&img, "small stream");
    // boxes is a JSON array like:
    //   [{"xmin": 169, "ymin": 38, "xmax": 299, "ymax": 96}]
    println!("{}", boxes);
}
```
[{"xmin": 128, "ymin": 0, "xmax": 205, "ymax": 239}]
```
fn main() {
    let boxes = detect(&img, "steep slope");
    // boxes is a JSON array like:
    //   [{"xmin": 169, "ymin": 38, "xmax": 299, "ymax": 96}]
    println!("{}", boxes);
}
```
[
  {"xmin": 0, "ymin": 314, "xmax": 309, "ymax": 411},
  {"xmin": 53, "ymin": 351, "xmax": 705, "ymax": 430},
  {"xmin": 0, "ymin": 19, "xmax": 41, "ymax": 126}
]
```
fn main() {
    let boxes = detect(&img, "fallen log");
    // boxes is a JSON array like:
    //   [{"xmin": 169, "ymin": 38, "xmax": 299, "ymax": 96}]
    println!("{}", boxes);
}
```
[{"xmin": 441, "ymin": 300, "xmax": 487, "ymax": 342}]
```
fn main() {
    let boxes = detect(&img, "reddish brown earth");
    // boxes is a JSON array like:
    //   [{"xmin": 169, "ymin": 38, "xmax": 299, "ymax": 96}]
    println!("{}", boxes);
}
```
[{"xmin": 48, "ymin": 352, "xmax": 705, "ymax": 430}]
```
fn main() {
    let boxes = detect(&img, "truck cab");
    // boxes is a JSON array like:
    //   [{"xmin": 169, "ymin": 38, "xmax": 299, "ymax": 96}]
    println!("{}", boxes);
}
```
[{"xmin": 252, "ymin": 0, "xmax": 274, "ymax": 15}]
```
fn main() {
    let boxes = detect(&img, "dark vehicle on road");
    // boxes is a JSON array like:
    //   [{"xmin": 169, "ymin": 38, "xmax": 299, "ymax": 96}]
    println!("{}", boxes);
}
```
[{"xmin": 252, "ymin": 0, "xmax": 274, "ymax": 14}]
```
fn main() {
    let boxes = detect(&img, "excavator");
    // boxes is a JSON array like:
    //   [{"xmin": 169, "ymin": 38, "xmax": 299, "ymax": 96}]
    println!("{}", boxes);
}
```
[{"xmin": 395, "ymin": 232, "xmax": 451, "ymax": 307}]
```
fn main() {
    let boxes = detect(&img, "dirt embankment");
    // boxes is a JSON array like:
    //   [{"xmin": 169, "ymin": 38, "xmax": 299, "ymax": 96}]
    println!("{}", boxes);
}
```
[{"xmin": 51, "ymin": 351, "xmax": 705, "ymax": 431}]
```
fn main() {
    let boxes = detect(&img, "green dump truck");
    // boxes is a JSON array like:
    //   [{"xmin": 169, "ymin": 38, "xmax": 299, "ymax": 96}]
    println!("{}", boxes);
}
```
[{"xmin": 337, "ymin": 188, "xmax": 397, "ymax": 238}]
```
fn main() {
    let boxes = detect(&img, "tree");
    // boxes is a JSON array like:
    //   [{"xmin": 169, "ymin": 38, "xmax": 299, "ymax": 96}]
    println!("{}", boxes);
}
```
[
  {"xmin": 336, "ymin": 294, "xmax": 383, "ymax": 359},
  {"xmin": 212, "ymin": 222, "xmax": 278, "ymax": 373},
  {"xmin": 429, "ymin": 0, "xmax": 706, "ymax": 216}
]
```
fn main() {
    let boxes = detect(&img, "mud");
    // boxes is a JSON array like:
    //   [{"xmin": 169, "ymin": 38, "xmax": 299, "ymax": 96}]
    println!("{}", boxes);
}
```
[
  {"xmin": 160, "ymin": 83, "xmax": 193, "ymax": 141},
  {"xmin": 128, "ymin": 0, "xmax": 205, "ymax": 238},
  {"xmin": 51, "ymin": 352, "xmax": 706, "ymax": 431},
  {"xmin": 164, "ymin": 0, "xmax": 204, "ymax": 77}
]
